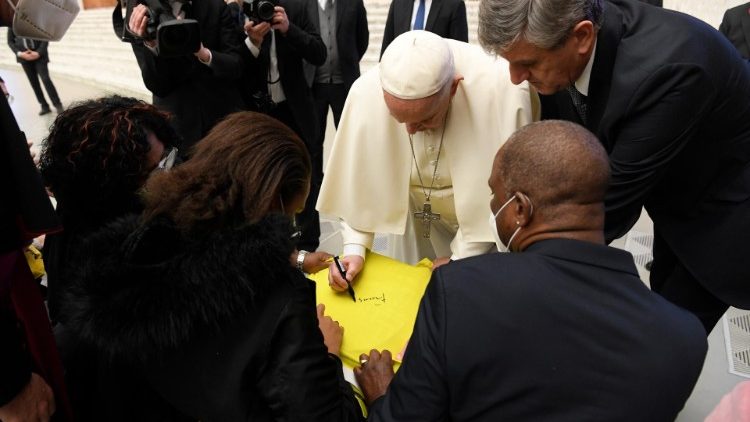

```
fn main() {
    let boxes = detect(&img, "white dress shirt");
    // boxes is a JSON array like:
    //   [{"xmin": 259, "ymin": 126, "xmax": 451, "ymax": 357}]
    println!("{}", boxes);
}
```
[{"xmin": 245, "ymin": 30, "xmax": 287, "ymax": 103}]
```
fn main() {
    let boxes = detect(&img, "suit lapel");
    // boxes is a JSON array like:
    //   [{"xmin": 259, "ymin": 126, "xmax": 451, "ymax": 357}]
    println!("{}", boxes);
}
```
[
  {"xmin": 586, "ymin": 3, "xmax": 623, "ymax": 149},
  {"xmin": 425, "ymin": 0, "xmax": 442, "ymax": 31},
  {"xmin": 336, "ymin": 0, "xmax": 345, "ymax": 32},
  {"xmin": 741, "ymin": 7, "xmax": 750, "ymax": 56},
  {"xmin": 311, "ymin": 0, "xmax": 321, "ymax": 31}
]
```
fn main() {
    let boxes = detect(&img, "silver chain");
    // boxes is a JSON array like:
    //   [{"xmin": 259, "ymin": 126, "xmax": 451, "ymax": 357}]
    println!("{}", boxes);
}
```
[{"xmin": 407, "ymin": 107, "xmax": 450, "ymax": 202}]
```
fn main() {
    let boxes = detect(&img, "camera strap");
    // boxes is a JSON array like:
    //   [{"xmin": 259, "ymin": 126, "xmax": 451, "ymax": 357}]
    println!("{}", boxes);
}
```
[
  {"xmin": 112, "ymin": 1, "xmax": 126, "ymax": 39},
  {"xmin": 265, "ymin": 30, "xmax": 281, "ymax": 85}
]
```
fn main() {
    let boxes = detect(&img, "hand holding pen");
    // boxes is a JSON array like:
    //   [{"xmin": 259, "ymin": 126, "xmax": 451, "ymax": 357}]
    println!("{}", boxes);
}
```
[
  {"xmin": 333, "ymin": 256, "xmax": 357, "ymax": 302},
  {"xmin": 328, "ymin": 255, "xmax": 364, "ymax": 295}
]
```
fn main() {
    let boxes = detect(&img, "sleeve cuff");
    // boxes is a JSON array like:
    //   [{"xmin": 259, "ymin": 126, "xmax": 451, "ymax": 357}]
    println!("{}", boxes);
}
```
[
  {"xmin": 343, "ymin": 244, "xmax": 367, "ymax": 259},
  {"xmin": 340, "ymin": 221, "xmax": 374, "ymax": 255},
  {"xmin": 245, "ymin": 37, "xmax": 261, "ymax": 57}
]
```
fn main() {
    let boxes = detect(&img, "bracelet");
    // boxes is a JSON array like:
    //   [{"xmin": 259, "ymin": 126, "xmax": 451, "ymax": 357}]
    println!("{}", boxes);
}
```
[{"xmin": 296, "ymin": 250, "xmax": 308, "ymax": 272}]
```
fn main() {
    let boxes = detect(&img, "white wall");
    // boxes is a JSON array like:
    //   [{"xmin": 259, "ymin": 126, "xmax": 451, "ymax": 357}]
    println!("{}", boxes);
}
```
[{"xmin": 665, "ymin": 0, "xmax": 748, "ymax": 28}]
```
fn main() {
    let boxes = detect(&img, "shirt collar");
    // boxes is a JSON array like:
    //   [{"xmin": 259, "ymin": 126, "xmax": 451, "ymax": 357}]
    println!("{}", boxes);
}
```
[{"xmin": 574, "ymin": 39, "xmax": 597, "ymax": 96}]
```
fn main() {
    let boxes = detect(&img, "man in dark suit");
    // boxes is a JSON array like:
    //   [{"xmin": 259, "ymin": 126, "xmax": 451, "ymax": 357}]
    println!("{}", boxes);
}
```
[
  {"xmin": 354, "ymin": 120, "xmax": 707, "ymax": 421},
  {"xmin": 639, "ymin": 0, "xmax": 661, "ymax": 6},
  {"xmin": 242, "ymin": 0, "xmax": 326, "ymax": 251},
  {"xmin": 302, "ymin": 0, "xmax": 368, "ymax": 256},
  {"xmin": 720, "ymin": 2, "xmax": 750, "ymax": 59},
  {"xmin": 7, "ymin": 28, "xmax": 63, "ymax": 115},
  {"xmin": 380, "ymin": 0, "xmax": 467, "ymax": 57},
  {"xmin": 128, "ymin": 0, "xmax": 245, "ymax": 157},
  {"xmin": 478, "ymin": 0, "xmax": 750, "ymax": 333}
]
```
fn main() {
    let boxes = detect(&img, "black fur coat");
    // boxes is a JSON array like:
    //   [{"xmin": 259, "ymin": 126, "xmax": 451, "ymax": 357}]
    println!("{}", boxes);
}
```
[{"xmin": 58, "ymin": 214, "xmax": 362, "ymax": 421}]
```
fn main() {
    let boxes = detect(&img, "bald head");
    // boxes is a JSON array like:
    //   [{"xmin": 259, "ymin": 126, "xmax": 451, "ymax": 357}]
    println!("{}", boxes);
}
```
[{"xmin": 494, "ymin": 120, "xmax": 609, "ymax": 211}]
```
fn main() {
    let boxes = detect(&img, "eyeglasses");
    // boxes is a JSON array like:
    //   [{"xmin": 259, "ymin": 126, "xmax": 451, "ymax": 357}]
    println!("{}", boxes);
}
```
[{"xmin": 157, "ymin": 147, "xmax": 179, "ymax": 171}]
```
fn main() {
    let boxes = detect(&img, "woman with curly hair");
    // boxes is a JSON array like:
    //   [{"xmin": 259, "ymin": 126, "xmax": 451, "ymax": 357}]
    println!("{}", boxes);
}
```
[
  {"xmin": 60, "ymin": 112, "xmax": 363, "ymax": 421},
  {"xmin": 40, "ymin": 95, "xmax": 179, "ymax": 324}
]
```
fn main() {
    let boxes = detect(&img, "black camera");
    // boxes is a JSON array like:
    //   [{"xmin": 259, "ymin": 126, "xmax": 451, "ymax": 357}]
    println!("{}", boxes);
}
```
[
  {"xmin": 250, "ymin": 91, "xmax": 277, "ymax": 114},
  {"xmin": 242, "ymin": 0, "xmax": 277, "ymax": 23},
  {"xmin": 116, "ymin": 0, "xmax": 201, "ymax": 57}
]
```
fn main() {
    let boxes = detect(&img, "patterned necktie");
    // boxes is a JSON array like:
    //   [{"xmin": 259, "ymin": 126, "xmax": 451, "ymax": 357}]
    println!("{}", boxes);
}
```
[
  {"xmin": 566, "ymin": 85, "xmax": 588, "ymax": 125},
  {"xmin": 325, "ymin": 0, "xmax": 332, "ymax": 10},
  {"xmin": 413, "ymin": 0, "xmax": 426, "ymax": 30}
]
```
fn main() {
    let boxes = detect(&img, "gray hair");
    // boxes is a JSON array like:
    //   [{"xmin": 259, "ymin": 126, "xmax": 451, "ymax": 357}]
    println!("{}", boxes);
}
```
[{"xmin": 478, "ymin": 0, "xmax": 604, "ymax": 54}]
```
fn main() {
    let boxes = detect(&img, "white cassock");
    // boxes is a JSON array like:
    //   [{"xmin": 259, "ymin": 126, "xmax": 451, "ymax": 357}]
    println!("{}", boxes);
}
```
[{"xmin": 316, "ymin": 39, "xmax": 538, "ymax": 263}]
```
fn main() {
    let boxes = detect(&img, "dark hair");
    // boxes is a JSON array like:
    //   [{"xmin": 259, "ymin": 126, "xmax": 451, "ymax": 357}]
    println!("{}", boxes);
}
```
[
  {"xmin": 142, "ymin": 111, "xmax": 311, "ymax": 235},
  {"xmin": 40, "ymin": 96, "xmax": 179, "ymax": 224}
]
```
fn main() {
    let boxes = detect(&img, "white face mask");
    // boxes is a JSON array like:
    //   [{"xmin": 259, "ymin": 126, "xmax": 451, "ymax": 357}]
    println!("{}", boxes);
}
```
[
  {"xmin": 5, "ymin": 0, "xmax": 79, "ymax": 41},
  {"xmin": 489, "ymin": 194, "xmax": 520, "ymax": 253}
]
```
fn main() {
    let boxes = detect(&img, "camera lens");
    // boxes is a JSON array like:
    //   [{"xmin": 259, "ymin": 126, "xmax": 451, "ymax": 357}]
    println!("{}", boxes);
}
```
[{"xmin": 258, "ymin": 1, "xmax": 275, "ymax": 21}]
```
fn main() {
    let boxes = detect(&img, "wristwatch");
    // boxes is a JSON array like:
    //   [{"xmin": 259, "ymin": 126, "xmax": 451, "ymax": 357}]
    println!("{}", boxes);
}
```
[{"xmin": 296, "ymin": 250, "xmax": 308, "ymax": 272}]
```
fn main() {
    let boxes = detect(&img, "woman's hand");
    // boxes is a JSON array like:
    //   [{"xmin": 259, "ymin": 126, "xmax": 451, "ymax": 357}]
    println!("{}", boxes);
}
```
[
  {"xmin": 303, "ymin": 251, "xmax": 332, "ymax": 274},
  {"xmin": 316, "ymin": 304, "xmax": 343, "ymax": 356},
  {"xmin": 0, "ymin": 373, "xmax": 56, "ymax": 422}
]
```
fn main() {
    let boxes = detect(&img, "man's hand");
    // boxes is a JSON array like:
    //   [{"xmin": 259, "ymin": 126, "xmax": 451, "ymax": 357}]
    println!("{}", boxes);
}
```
[
  {"xmin": 432, "ymin": 256, "xmax": 451, "ymax": 271},
  {"xmin": 354, "ymin": 349, "xmax": 395, "ymax": 406},
  {"xmin": 317, "ymin": 304, "xmax": 343, "ymax": 356},
  {"xmin": 328, "ymin": 255, "xmax": 363, "ymax": 292},
  {"xmin": 0, "ymin": 373, "xmax": 56, "ymax": 422},
  {"xmin": 18, "ymin": 51, "xmax": 35, "ymax": 61},
  {"xmin": 244, "ymin": 20, "xmax": 271, "ymax": 48},
  {"xmin": 270, "ymin": 6, "xmax": 289, "ymax": 34},
  {"xmin": 303, "ymin": 251, "xmax": 333, "ymax": 274},
  {"xmin": 193, "ymin": 42, "xmax": 211, "ymax": 63},
  {"xmin": 129, "ymin": 4, "xmax": 157, "ymax": 47}
]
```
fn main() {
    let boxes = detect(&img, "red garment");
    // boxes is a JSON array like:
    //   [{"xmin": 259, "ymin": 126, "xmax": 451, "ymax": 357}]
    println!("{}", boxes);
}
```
[{"xmin": 0, "ymin": 252, "xmax": 72, "ymax": 421}]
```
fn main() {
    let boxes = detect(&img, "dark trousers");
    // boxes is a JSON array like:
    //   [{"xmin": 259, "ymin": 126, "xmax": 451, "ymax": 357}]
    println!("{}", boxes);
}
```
[
  {"xmin": 293, "ymin": 83, "xmax": 348, "ymax": 252},
  {"xmin": 650, "ymin": 229, "xmax": 728, "ymax": 334},
  {"xmin": 21, "ymin": 60, "xmax": 61, "ymax": 108},
  {"xmin": 268, "ymin": 101, "xmax": 320, "ymax": 251}
]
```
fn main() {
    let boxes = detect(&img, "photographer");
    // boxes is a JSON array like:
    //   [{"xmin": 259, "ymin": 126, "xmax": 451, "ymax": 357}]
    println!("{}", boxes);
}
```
[
  {"xmin": 240, "ymin": 0, "xmax": 326, "ymax": 252},
  {"xmin": 128, "ymin": 0, "xmax": 245, "ymax": 157}
]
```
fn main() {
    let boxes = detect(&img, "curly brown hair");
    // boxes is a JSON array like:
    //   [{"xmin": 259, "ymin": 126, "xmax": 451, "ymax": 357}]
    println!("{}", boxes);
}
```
[
  {"xmin": 39, "ymin": 96, "xmax": 179, "ymax": 226},
  {"xmin": 142, "ymin": 112, "xmax": 311, "ymax": 234}
]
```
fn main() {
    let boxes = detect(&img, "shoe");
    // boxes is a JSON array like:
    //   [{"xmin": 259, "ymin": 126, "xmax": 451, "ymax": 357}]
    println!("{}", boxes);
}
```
[
  {"xmin": 38, "ymin": 107, "xmax": 51, "ymax": 116},
  {"xmin": 54, "ymin": 104, "xmax": 64, "ymax": 114}
]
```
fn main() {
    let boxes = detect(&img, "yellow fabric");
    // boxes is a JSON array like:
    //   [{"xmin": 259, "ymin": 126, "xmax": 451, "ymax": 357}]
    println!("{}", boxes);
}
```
[
  {"xmin": 24, "ymin": 244, "xmax": 45, "ymax": 279},
  {"xmin": 308, "ymin": 251, "xmax": 433, "ymax": 371}
]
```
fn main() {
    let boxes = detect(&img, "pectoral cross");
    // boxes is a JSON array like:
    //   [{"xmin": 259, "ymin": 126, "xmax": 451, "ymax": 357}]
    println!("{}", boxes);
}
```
[{"xmin": 414, "ymin": 202, "xmax": 441, "ymax": 239}]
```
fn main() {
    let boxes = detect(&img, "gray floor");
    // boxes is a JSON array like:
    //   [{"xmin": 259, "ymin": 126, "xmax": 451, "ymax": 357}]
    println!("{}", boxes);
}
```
[{"xmin": 4, "ymin": 66, "xmax": 745, "ymax": 421}]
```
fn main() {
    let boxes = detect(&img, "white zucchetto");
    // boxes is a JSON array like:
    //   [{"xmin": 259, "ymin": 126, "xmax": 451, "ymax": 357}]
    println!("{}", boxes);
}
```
[{"xmin": 380, "ymin": 30, "xmax": 455, "ymax": 100}]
